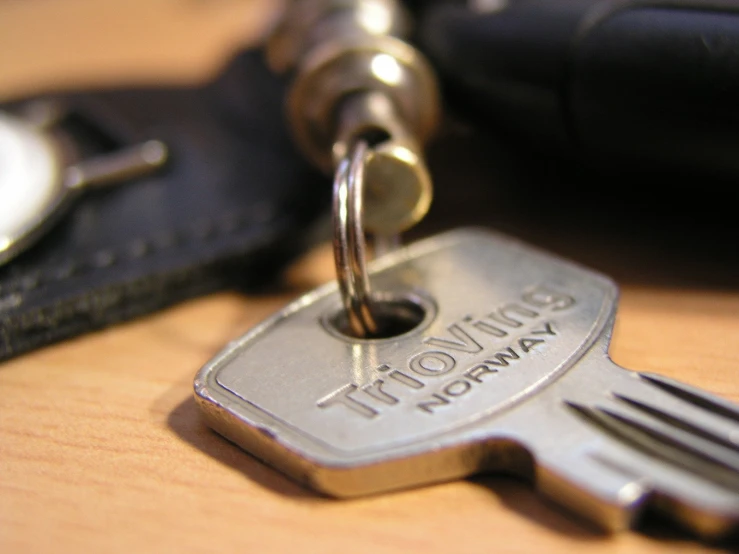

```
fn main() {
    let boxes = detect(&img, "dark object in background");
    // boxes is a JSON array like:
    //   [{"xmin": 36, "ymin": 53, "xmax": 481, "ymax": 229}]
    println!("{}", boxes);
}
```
[
  {"xmin": 398, "ymin": 0, "xmax": 739, "ymax": 293},
  {"xmin": 414, "ymin": 0, "xmax": 739, "ymax": 178},
  {"xmin": 0, "ymin": 50, "xmax": 328, "ymax": 361}
]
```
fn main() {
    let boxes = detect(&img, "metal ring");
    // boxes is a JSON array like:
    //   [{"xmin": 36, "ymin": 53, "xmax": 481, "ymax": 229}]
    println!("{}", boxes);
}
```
[{"xmin": 332, "ymin": 140, "xmax": 378, "ymax": 338}]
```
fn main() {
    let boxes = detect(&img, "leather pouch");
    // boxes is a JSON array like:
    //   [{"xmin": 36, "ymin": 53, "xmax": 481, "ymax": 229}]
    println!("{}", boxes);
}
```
[{"xmin": 0, "ymin": 50, "xmax": 328, "ymax": 361}]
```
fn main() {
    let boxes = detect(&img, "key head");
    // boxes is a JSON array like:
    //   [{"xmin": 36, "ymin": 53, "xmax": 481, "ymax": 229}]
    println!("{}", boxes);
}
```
[{"xmin": 195, "ymin": 228, "xmax": 618, "ymax": 493}]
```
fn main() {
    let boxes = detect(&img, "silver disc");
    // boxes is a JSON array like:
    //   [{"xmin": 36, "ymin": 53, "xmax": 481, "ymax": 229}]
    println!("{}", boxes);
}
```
[{"xmin": 0, "ymin": 111, "xmax": 65, "ymax": 264}]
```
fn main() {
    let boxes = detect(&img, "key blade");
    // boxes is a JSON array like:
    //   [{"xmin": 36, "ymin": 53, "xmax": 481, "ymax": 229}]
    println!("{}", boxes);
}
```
[{"xmin": 521, "ymin": 351, "xmax": 739, "ymax": 539}]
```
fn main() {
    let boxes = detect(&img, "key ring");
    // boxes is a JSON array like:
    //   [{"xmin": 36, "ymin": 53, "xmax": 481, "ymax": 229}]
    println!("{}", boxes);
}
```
[{"xmin": 332, "ymin": 139, "xmax": 378, "ymax": 338}]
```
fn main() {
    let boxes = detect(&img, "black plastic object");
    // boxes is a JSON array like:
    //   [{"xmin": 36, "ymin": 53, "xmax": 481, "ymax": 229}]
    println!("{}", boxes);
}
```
[
  {"xmin": 414, "ymin": 0, "xmax": 739, "ymax": 177},
  {"xmin": 0, "ymin": 50, "xmax": 328, "ymax": 361}
]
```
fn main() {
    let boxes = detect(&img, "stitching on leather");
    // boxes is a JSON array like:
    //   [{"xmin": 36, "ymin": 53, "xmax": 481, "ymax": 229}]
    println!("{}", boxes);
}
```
[{"xmin": 0, "ymin": 206, "xmax": 273, "ymax": 303}]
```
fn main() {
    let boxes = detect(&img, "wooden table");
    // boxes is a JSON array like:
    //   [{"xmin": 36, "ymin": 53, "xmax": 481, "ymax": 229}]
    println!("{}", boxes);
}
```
[{"xmin": 1, "ymin": 2, "xmax": 737, "ymax": 552}]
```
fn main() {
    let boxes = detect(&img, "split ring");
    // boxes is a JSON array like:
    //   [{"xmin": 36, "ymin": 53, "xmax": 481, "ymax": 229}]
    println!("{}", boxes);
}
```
[{"xmin": 332, "ymin": 140, "xmax": 378, "ymax": 337}]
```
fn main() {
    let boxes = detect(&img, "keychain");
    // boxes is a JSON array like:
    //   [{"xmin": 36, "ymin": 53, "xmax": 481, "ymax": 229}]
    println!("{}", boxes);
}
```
[{"xmin": 194, "ymin": 0, "xmax": 739, "ymax": 539}]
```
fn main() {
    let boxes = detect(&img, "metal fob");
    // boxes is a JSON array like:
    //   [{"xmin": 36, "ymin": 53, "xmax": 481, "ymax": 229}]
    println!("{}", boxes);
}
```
[
  {"xmin": 195, "ymin": 228, "xmax": 739, "ymax": 539},
  {"xmin": 0, "ymin": 105, "xmax": 167, "ymax": 266}
]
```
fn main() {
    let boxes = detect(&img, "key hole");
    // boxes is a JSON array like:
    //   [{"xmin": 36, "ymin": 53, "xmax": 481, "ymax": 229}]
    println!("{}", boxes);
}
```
[{"xmin": 328, "ymin": 295, "xmax": 428, "ymax": 340}]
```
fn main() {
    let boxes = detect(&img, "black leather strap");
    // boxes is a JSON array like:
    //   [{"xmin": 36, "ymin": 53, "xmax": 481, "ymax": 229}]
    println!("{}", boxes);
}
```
[{"xmin": 0, "ymin": 50, "xmax": 329, "ymax": 361}]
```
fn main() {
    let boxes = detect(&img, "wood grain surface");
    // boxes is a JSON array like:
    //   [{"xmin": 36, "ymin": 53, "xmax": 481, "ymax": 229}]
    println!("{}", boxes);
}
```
[{"xmin": 1, "ymin": 1, "xmax": 737, "ymax": 552}]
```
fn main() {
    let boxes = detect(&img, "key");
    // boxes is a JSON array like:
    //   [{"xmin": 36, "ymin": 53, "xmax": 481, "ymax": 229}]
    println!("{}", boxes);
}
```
[
  {"xmin": 195, "ymin": 228, "xmax": 739, "ymax": 539},
  {"xmin": 0, "ymin": 105, "xmax": 168, "ymax": 266}
]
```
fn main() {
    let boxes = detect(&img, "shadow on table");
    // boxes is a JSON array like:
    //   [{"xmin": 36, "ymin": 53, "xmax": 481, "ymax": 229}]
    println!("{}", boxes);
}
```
[
  {"xmin": 471, "ymin": 475, "xmax": 739, "ymax": 550},
  {"xmin": 167, "ymin": 395, "xmax": 324, "ymax": 501},
  {"xmin": 468, "ymin": 475, "xmax": 607, "ymax": 539}
]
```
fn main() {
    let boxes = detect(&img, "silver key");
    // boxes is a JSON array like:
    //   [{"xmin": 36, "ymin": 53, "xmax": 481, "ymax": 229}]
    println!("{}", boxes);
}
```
[{"xmin": 194, "ymin": 228, "xmax": 739, "ymax": 539}]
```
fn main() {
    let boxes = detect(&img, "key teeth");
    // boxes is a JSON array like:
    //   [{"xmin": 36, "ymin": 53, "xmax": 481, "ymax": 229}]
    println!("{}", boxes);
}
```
[
  {"xmin": 612, "ymin": 392, "xmax": 739, "ymax": 452},
  {"xmin": 564, "ymin": 399, "xmax": 739, "ymax": 539},
  {"xmin": 639, "ymin": 372, "xmax": 739, "ymax": 424},
  {"xmin": 541, "ymin": 403, "xmax": 650, "ymax": 532},
  {"xmin": 590, "ymin": 401, "xmax": 739, "ymax": 481}
]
